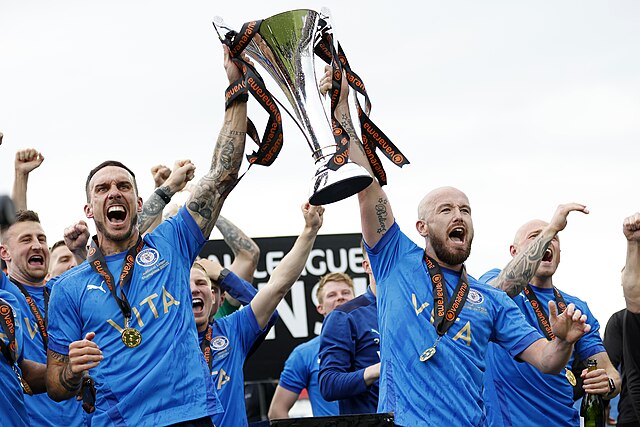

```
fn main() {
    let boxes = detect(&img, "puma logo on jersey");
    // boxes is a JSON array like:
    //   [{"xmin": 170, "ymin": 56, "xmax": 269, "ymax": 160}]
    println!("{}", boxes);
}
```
[{"xmin": 87, "ymin": 283, "xmax": 106, "ymax": 293}]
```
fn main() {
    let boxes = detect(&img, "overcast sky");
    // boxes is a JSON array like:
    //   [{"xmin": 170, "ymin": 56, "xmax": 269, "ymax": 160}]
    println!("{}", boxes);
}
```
[{"xmin": 1, "ymin": 1, "xmax": 639, "ymax": 329}]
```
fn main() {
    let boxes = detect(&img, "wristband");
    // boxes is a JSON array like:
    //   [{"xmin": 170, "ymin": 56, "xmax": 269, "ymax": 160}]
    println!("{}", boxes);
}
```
[
  {"xmin": 154, "ymin": 188, "xmax": 172, "ymax": 204},
  {"xmin": 218, "ymin": 268, "xmax": 231, "ymax": 284}
]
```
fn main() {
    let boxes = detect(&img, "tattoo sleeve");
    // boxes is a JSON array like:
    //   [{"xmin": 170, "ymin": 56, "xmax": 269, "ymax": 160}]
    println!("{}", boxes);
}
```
[
  {"xmin": 48, "ymin": 349, "xmax": 81, "ymax": 393},
  {"xmin": 215, "ymin": 216, "xmax": 259, "ymax": 261},
  {"xmin": 187, "ymin": 105, "xmax": 246, "ymax": 238},
  {"xmin": 48, "ymin": 349, "xmax": 69, "ymax": 363},
  {"xmin": 339, "ymin": 112, "xmax": 368, "ymax": 158},
  {"xmin": 493, "ymin": 233, "xmax": 555, "ymax": 297},
  {"xmin": 138, "ymin": 185, "xmax": 172, "ymax": 234}
]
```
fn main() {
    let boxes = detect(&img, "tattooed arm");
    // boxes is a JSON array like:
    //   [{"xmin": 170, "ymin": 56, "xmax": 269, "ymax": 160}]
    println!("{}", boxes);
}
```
[
  {"xmin": 489, "ymin": 203, "xmax": 588, "ymax": 297},
  {"xmin": 47, "ymin": 332, "xmax": 102, "ymax": 402},
  {"xmin": 318, "ymin": 65, "xmax": 393, "ymax": 248},
  {"xmin": 138, "ymin": 161, "xmax": 196, "ymax": 234},
  {"xmin": 215, "ymin": 215, "xmax": 259, "ymax": 282},
  {"xmin": 186, "ymin": 46, "xmax": 247, "ymax": 238}
]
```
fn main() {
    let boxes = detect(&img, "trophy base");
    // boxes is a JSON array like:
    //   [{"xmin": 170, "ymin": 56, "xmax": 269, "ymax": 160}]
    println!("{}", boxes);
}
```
[{"xmin": 309, "ymin": 162, "xmax": 373, "ymax": 206}]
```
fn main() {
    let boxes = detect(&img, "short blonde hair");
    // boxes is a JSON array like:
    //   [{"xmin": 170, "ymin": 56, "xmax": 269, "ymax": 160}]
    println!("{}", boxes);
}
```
[{"xmin": 316, "ymin": 272, "xmax": 354, "ymax": 304}]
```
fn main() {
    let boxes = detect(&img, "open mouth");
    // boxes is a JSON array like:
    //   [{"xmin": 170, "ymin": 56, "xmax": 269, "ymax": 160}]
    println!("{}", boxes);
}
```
[
  {"xmin": 449, "ymin": 227, "xmax": 465, "ymax": 244},
  {"xmin": 28, "ymin": 255, "xmax": 45, "ymax": 267},
  {"xmin": 107, "ymin": 205, "xmax": 127, "ymax": 224},
  {"xmin": 542, "ymin": 248, "xmax": 553, "ymax": 262},
  {"xmin": 192, "ymin": 298, "xmax": 205, "ymax": 315}
]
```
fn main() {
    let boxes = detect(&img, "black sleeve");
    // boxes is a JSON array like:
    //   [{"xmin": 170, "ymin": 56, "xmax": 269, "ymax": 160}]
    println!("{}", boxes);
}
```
[
  {"xmin": 623, "ymin": 310, "xmax": 640, "ymax": 421},
  {"xmin": 604, "ymin": 310, "xmax": 624, "ymax": 369}
]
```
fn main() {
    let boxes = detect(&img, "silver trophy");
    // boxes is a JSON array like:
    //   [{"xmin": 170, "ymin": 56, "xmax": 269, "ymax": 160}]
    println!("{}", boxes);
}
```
[{"xmin": 215, "ymin": 9, "xmax": 373, "ymax": 205}]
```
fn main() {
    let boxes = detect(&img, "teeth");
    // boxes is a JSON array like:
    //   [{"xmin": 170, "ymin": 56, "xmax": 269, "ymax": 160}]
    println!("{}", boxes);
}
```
[{"xmin": 108, "ymin": 206, "xmax": 125, "ymax": 213}]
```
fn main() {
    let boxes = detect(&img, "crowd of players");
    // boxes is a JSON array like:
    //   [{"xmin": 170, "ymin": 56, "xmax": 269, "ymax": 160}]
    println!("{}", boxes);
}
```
[{"xmin": 1, "ymin": 45, "xmax": 640, "ymax": 427}]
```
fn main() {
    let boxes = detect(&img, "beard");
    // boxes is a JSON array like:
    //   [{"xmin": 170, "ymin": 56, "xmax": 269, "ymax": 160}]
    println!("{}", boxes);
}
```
[
  {"xmin": 430, "ymin": 232, "xmax": 473, "ymax": 266},
  {"xmin": 94, "ymin": 212, "xmax": 138, "ymax": 243}
]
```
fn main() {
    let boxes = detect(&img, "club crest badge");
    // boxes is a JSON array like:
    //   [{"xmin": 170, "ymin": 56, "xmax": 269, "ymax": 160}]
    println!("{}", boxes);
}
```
[
  {"xmin": 211, "ymin": 336, "xmax": 230, "ymax": 351},
  {"xmin": 467, "ymin": 289, "xmax": 484, "ymax": 305},
  {"xmin": 136, "ymin": 248, "xmax": 159, "ymax": 267}
]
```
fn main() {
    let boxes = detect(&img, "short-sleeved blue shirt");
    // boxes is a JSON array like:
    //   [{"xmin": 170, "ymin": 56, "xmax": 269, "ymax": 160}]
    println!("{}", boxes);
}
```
[
  {"xmin": 279, "ymin": 336, "xmax": 340, "ymax": 417},
  {"xmin": 319, "ymin": 287, "xmax": 380, "ymax": 414},
  {"xmin": 0, "ymin": 286, "xmax": 29, "ymax": 427},
  {"xmin": 2, "ymin": 279, "xmax": 85, "ymax": 426},
  {"xmin": 366, "ymin": 222, "xmax": 542, "ymax": 427},
  {"xmin": 47, "ymin": 207, "xmax": 222, "ymax": 426},
  {"xmin": 480, "ymin": 268, "xmax": 606, "ymax": 427},
  {"xmin": 207, "ymin": 288, "xmax": 267, "ymax": 426}
]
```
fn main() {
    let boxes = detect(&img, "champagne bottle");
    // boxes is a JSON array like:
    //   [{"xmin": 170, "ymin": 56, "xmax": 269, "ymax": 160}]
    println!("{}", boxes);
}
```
[{"xmin": 580, "ymin": 359, "xmax": 604, "ymax": 427}]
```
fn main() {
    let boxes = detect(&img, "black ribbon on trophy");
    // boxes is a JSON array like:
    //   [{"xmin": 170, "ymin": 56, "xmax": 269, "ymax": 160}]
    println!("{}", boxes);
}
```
[{"xmin": 213, "ymin": 9, "xmax": 409, "ymax": 205}]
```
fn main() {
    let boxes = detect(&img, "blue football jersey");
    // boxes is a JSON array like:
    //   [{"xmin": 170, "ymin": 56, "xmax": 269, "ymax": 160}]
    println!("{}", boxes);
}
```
[
  {"xmin": 480, "ymin": 268, "xmax": 606, "ymax": 427},
  {"xmin": 0, "ymin": 287, "xmax": 29, "ymax": 427},
  {"xmin": 2, "ymin": 281, "xmax": 85, "ymax": 426},
  {"xmin": 47, "ymin": 207, "xmax": 222, "ymax": 426},
  {"xmin": 366, "ymin": 222, "xmax": 542, "ymax": 427},
  {"xmin": 279, "ymin": 336, "xmax": 340, "ymax": 417}
]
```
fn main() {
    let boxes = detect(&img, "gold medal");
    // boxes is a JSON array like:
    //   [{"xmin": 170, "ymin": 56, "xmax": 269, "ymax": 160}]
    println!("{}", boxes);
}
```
[
  {"xmin": 420, "ymin": 347, "xmax": 437, "ymax": 362},
  {"xmin": 565, "ymin": 368, "xmax": 577, "ymax": 386},
  {"xmin": 121, "ymin": 328, "xmax": 142, "ymax": 348}
]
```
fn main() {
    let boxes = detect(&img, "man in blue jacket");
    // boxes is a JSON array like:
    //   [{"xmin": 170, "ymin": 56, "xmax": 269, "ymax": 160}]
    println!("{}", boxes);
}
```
[{"xmin": 319, "ymin": 247, "xmax": 380, "ymax": 414}]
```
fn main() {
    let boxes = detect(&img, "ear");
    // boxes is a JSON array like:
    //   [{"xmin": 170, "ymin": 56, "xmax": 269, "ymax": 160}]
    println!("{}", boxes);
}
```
[
  {"xmin": 416, "ymin": 219, "xmax": 428, "ymax": 237},
  {"xmin": 84, "ymin": 203, "xmax": 94, "ymax": 219},
  {"xmin": 137, "ymin": 196, "xmax": 143, "ymax": 213},
  {"xmin": 0, "ymin": 245, "xmax": 10, "ymax": 263},
  {"xmin": 509, "ymin": 244, "xmax": 517, "ymax": 257},
  {"xmin": 316, "ymin": 304, "xmax": 325, "ymax": 317},
  {"xmin": 362, "ymin": 259, "xmax": 373, "ymax": 275}
]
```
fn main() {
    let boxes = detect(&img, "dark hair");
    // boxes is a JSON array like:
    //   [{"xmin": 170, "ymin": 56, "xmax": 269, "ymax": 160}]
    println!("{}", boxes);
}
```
[
  {"xmin": 85, "ymin": 160, "xmax": 138, "ymax": 201},
  {"xmin": 1, "ymin": 210, "xmax": 41, "ymax": 240},
  {"xmin": 50, "ymin": 239, "xmax": 67, "ymax": 253}
]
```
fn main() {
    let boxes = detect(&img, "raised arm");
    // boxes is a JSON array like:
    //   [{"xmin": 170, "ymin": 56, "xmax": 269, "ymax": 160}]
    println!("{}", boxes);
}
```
[
  {"xmin": 623, "ymin": 212, "xmax": 640, "ymax": 313},
  {"xmin": 63, "ymin": 220, "xmax": 90, "ymax": 265},
  {"xmin": 138, "ymin": 160, "xmax": 195, "ymax": 234},
  {"xmin": 489, "ymin": 203, "xmax": 588, "ymax": 297},
  {"xmin": 186, "ymin": 46, "xmax": 247, "ymax": 238},
  {"xmin": 519, "ymin": 301, "xmax": 590, "ymax": 374},
  {"xmin": 12, "ymin": 148, "xmax": 44, "ymax": 211},
  {"xmin": 250, "ymin": 203, "xmax": 324, "ymax": 329},
  {"xmin": 319, "ymin": 66, "xmax": 393, "ymax": 248},
  {"xmin": 215, "ymin": 215, "xmax": 260, "ymax": 282}
]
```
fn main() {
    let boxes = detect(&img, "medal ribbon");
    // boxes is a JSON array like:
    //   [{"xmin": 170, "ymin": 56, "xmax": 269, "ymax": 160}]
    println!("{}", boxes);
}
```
[
  {"xmin": 87, "ymin": 235, "xmax": 144, "ymax": 323},
  {"xmin": 423, "ymin": 253, "xmax": 470, "ymax": 336},
  {"xmin": 200, "ymin": 325, "xmax": 213, "ymax": 371},
  {"xmin": 0, "ymin": 297, "xmax": 33, "ymax": 394},
  {"xmin": 9, "ymin": 277, "xmax": 49, "ymax": 350},
  {"xmin": 523, "ymin": 285, "xmax": 567, "ymax": 340}
]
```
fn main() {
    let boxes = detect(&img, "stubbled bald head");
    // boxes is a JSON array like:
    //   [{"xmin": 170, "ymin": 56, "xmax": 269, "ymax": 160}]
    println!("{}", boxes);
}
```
[
  {"xmin": 418, "ymin": 187, "xmax": 469, "ymax": 221},
  {"xmin": 513, "ymin": 219, "xmax": 549, "ymax": 247}
]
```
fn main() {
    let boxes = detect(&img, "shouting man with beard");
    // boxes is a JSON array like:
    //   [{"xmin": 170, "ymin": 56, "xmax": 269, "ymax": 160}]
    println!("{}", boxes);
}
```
[
  {"xmin": 481, "ymin": 204, "xmax": 620, "ymax": 426},
  {"xmin": 319, "ymin": 67, "xmax": 595, "ymax": 426},
  {"xmin": 44, "ymin": 45, "xmax": 248, "ymax": 427}
]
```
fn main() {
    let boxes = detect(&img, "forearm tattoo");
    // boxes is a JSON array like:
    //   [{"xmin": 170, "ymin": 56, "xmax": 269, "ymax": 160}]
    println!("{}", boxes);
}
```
[
  {"xmin": 375, "ymin": 197, "xmax": 389, "ymax": 235},
  {"xmin": 49, "ymin": 350, "xmax": 81, "ymax": 393},
  {"xmin": 189, "ymin": 129, "xmax": 244, "ymax": 237},
  {"xmin": 495, "ymin": 234, "xmax": 553, "ymax": 297},
  {"xmin": 216, "ymin": 216, "xmax": 259, "ymax": 260},
  {"xmin": 48, "ymin": 349, "xmax": 69, "ymax": 363},
  {"xmin": 340, "ymin": 113, "xmax": 367, "ymax": 157},
  {"xmin": 138, "ymin": 185, "xmax": 171, "ymax": 233}
]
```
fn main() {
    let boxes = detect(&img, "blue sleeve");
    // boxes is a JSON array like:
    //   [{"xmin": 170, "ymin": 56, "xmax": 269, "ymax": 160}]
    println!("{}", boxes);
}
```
[
  {"xmin": 221, "ymin": 305, "xmax": 268, "ymax": 357},
  {"xmin": 278, "ymin": 345, "xmax": 308, "ymax": 394},
  {"xmin": 575, "ymin": 301, "xmax": 606, "ymax": 361},
  {"xmin": 490, "ymin": 289, "xmax": 543, "ymax": 357},
  {"xmin": 220, "ymin": 271, "xmax": 257, "ymax": 306},
  {"xmin": 479, "ymin": 268, "xmax": 501, "ymax": 285},
  {"xmin": 47, "ymin": 280, "xmax": 82, "ymax": 356},
  {"xmin": 319, "ymin": 310, "xmax": 368, "ymax": 401},
  {"xmin": 366, "ymin": 222, "xmax": 403, "ymax": 284},
  {"xmin": 0, "ymin": 271, "xmax": 9, "ymax": 291},
  {"xmin": 147, "ymin": 206, "xmax": 205, "ymax": 265},
  {"xmin": 220, "ymin": 271, "xmax": 279, "ymax": 336}
]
